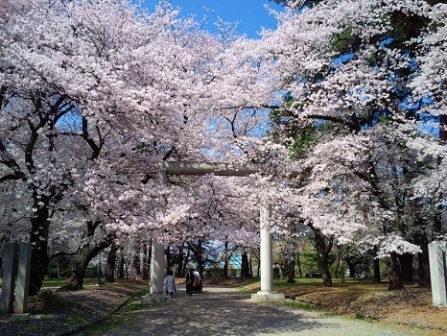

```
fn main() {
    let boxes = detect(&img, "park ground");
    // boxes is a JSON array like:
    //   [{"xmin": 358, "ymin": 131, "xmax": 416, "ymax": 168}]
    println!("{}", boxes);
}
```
[{"xmin": 1, "ymin": 277, "xmax": 447, "ymax": 335}]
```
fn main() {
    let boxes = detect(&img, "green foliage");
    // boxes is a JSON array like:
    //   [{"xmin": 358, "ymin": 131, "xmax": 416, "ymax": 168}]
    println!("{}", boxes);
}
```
[
  {"xmin": 269, "ymin": 107, "xmax": 320, "ymax": 158},
  {"xmin": 331, "ymin": 27, "xmax": 357, "ymax": 54},
  {"xmin": 378, "ymin": 115, "xmax": 392, "ymax": 125},
  {"xmin": 299, "ymin": 251, "xmax": 320, "ymax": 277},
  {"xmin": 84, "ymin": 266, "xmax": 98, "ymax": 278},
  {"xmin": 420, "ymin": 161, "xmax": 435, "ymax": 170},
  {"xmin": 290, "ymin": 130, "xmax": 318, "ymax": 158},
  {"xmin": 47, "ymin": 256, "xmax": 73, "ymax": 279}
]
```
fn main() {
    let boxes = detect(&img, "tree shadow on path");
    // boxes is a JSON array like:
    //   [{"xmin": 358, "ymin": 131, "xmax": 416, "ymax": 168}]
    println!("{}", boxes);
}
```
[{"xmin": 96, "ymin": 286, "xmax": 340, "ymax": 336}]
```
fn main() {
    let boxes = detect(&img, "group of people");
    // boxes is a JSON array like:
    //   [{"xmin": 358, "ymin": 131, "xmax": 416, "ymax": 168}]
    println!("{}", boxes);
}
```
[{"xmin": 164, "ymin": 269, "xmax": 200, "ymax": 297}]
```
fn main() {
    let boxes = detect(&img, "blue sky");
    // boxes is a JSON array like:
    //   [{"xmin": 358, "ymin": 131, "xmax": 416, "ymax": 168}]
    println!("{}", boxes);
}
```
[{"xmin": 143, "ymin": 0, "xmax": 284, "ymax": 38}]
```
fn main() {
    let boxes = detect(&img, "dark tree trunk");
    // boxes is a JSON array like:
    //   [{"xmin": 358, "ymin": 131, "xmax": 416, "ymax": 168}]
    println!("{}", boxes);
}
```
[
  {"xmin": 142, "ymin": 242, "xmax": 149, "ymax": 280},
  {"xmin": 176, "ymin": 245, "xmax": 184, "ymax": 277},
  {"xmin": 414, "ymin": 228, "xmax": 430, "ymax": 286},
  {"xmin": 166, "ymin": 245, "xmax": 171, "ymax": 273},
  {"xmin": 319, "ymin": 254, "xmax": 332, "ymax": 287},
  {"xmin": 388, "ymin": 252, "xmax": 404, "ymax": 290},
  {"xmin": 312, "ymin": 225, "xmax": 333, "ymax": 287},
  {"xmin": 249, "ymin": 254, "xmax": 253, "ymax": 278},
  {"xmin": 440, "ymin": 114, "xmax": 447, "ymax": 142},
  {"xmin": 196, "ymin": 241, "xmax": 204, "ymax": 276},
  {"xmin": 287, "ymin": 259, "xmax": 295, "ymax": 283},
  {"xmin": 223, "ymin": 242, "xmax": 229, "ymax": 278},
  {"xmin": 346, "ymin": 258, "xmax": 356, "ymax": 278},
  {"xmin": 297, "ymin": 253, "xmax": 303, "ymax": 278},
  {"xmin": 65, "ymin": 240, "xmax": 111, "ymax": 290},
  {"xmin": 398, "ymin": 253, "xmax": 414, "ymax": 283},
  {"xmin": 417, "ymin": 248, "xmax": 430, "ymax": 287},
  {"xmin": 130, "ymin": 243, "xmax": 141, "ymax": 280},
  {"xmin": 187, "ymin": 241, "xmax": 205, "ymax": 276},
  {"xmin": 373, "ymin": 246, "xmax": 381, "ymax": 283},
  {"xmin": 28, "ymin": 206, "xmax": 50, "ymax": 296},
  {"xmin": 105, "ymin": 245, "xmax": 118, "ymax": 283},
  {"xmin": 64, "ymin": 221, "xmax": 112, "ymax": 290},
  {"xmin": 412, "ymin": 214, "xmax": 430, "ymax": 286},
  {"xmin": 182, "ymin": 246, "xmax": 189, "ymax": 276},
  {"xmin": 333, "ymin": 248, "xmax": 341, "ymax": 279},
  {"xmin": 117, "ymin": 249, "xmax": 125, "ymax": 279},
  {"xmin": 223, "ymin": 258, "xmax": 229, "ymax": 278},
  {"xmin": 240, "ymin": 249, "xmax": 250, "ymax": 280},
  {"xmin": 56, "ymin": 258, "xmax": 61, "ymax": 279}
]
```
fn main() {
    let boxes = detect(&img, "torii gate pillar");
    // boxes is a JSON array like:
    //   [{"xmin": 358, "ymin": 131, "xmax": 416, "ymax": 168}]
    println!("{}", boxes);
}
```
[
  {"xmin": 142, "ymin": 172, "xmax": 167, "ymax": 304},
  {"xmin": 251, "ymin": 199, "xmax": 285, "ymax": 302}
]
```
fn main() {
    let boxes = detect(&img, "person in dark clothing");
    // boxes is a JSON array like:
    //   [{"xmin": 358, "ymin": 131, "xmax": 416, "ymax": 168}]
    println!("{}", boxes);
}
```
[{"xmin": 185, "ymin": 270, "xmax": 195, "ymax": 296}]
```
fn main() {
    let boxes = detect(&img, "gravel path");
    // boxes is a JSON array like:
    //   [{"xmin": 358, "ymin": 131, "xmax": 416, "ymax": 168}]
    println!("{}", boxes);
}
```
[{"xmin": 78, "ymin": 285, "xmax": 416, "ymax": 336}]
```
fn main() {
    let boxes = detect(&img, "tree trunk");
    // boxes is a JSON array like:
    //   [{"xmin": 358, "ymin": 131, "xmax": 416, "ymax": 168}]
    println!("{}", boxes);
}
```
[
  {"xmin": 333, "ymin": 248, "xmax": 341, "ymax": 279},
  {"xmin": 196, "ymin": 240, "xmax": 204, "ymax": 276},
  {"xmin": 223, "ymin": 258, "xmax": 229, "ymax": 278},
  {"xmin": 248, "ymin": 254, "xmax": 253, "ymax": 278},
  {"xmin": 142, "ymin": 242, "xmax": 150, "ymax": 280},
  {"xmin": 388, "ymin": 252, "xmax": 404, "ymax": 290},
  {"xmin": 105, "ymin": 245, "xmax": 118, "ymax": 283},
  {"xmin": 176, "ymin": 245, "xmax": 184, "ymax": 277},
  {"xmin": 240, "ymin": 249, "xmax": 250, "ymax": 280},
  {"xmin": 319, "ymin": 254, "xmax": 332, "ymax": 287},
  {"xmin": 56, "ymin": 257, "xmax": 61, "ymax": 279},
  {"xmin": 130, "ymin": 243, "xmax": 141, "ymax": 280},
  {"xmin": 287, "ymin": 259, "xmax": 295, "ymax": 283},
  {"xmin": 28, "ymin": 206, "xmax": 50, "ymax": 296},
  {"xmin": 346, "ymin": 258, "xmax": 356, "ymax": 278},
  {"xmin": 297, "ymin": 253, "xmax": 303, "ymax": 278},
  {"xmin": 223, "ymin": 242, "xmax": 229, "ymax": 278},
  {"xmin": 64, "ymin": 221, "xmax": 112, "ymax": 290},
  {"xmin": 414, "ymin": 223, "xmax": 430, "ymax": 286},
  {"xmin": 166, "ymin": 245, "xmax": 171, "ymax": 273},
  {"xmin": 117, "ymin": 249, "xmax": 125, "ymax": 279},
  {"xmin": 65, "ymin": 240, "xmax": 111, "ymax": 290},
  {"xmin": 398, "ymin": 253, "xmax": 414, "ymax": 283},
  {"xmin": 373, "ymin": 246, "xmax": 381, "ymax": 283},
  {"xmin": 312, "ymin": 225, "xmax": 333, "ymax": 287},
  {"xmin": 182, "ymin": 245, "xmax": 189, "ymax": 276},
  {"xmin": 417, "ymin": 248, "xmax": 430, "ymax": 286}
]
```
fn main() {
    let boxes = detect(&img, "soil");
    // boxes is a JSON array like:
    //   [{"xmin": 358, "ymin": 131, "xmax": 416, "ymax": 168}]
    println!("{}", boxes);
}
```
[
  {"xmin": 0, "ymin": 280, "xmax": 148, "ymax": 336},
  {"xmin": 206, "ymin": 277, "xmax": 447, "ymax": 335}
]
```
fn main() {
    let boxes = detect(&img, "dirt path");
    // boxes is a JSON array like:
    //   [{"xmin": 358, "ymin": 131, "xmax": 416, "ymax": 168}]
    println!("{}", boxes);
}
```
[{"xmin": 75, "ymin": 285, "xmax": 434, "ymax": 336}]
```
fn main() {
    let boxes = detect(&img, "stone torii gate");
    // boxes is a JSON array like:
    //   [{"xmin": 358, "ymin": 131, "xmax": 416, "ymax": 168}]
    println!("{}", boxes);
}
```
[{"xmin": 141, "ymin": 162, "xmax": 285, "ymax": 303}]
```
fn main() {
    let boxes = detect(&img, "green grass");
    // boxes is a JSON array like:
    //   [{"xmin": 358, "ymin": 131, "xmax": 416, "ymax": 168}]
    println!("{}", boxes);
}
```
[
  {"xmin": 282, "ymin": 299, "xmax": 316, "ymax": 311},
  {"xmin": 41, "ymin": 277, "xmax": 103, "ymax": 288},
  {"xmin": 41, "ymin": 278, "xmax": 70, "ymax": 287}
]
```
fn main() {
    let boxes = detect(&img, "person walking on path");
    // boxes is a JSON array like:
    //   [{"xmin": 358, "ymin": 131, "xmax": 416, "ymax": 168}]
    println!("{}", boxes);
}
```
[
  {"xmin": 165, "ymin": 270, "xmax": 176, "ymax": 297},
  {"xmin": 185, "ymin": 270, "xmax": 195, "ymax": 296}
]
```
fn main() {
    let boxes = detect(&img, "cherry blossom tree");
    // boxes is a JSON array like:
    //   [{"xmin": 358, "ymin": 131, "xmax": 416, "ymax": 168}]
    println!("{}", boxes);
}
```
[
  {"xmin": 1, "ymin": 0, "xmax": 279, "ymax": 293},
  {"xmin": 262, "ymin": 0, "xmax": 447, "ymax": 289}
]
